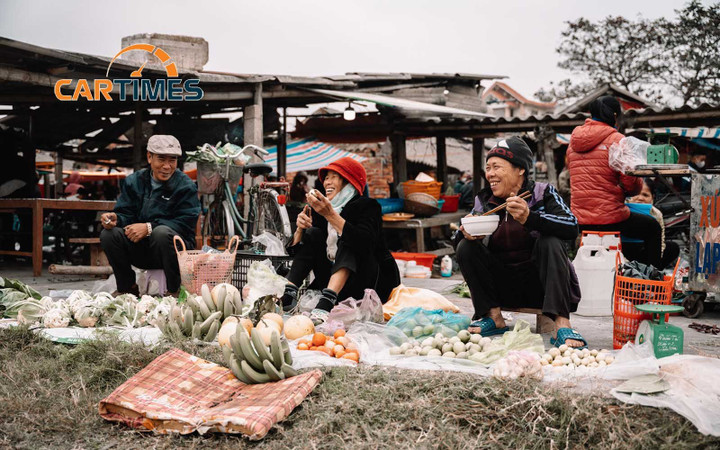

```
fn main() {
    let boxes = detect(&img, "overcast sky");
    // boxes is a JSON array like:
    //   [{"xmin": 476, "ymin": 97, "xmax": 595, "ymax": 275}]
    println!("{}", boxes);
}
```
[{"xmin": 0, "ymin": 0, "xmax": 696, "ymax": 99}]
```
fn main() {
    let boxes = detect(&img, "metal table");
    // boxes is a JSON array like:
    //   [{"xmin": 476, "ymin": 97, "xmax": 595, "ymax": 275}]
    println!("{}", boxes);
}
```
[
  {"xmin": 0, "ymin": 198, "xmax": 115, "ymax": 276},
  {"xmin": 626, "ymin": 167, "xmax": 692, "ymax": 210},
  {"xmin": 382, "ymin": 210, "xmax": 466, "ymax": 255}
]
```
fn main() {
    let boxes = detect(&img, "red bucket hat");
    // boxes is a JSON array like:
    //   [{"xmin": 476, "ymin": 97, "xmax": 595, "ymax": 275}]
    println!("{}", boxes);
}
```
[{"xmin": 318, "ymin": 157, "xmax": 366, "ymax": 195}]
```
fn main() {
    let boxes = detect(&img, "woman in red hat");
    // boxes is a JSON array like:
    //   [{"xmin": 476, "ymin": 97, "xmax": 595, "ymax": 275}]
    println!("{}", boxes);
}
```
[{"xmin": 281, "ymin": 157, "xmax": 400, "ymax": 322}]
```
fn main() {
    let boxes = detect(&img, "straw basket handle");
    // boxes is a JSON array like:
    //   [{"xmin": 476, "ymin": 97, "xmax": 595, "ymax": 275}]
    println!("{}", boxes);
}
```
[
  {"xmin": 226, "ymin": 235, "xmax": 240, "ymax": 255},
  {"xmin": 173, "ymin": 235, "xmax": 187, "ymax": 256}
]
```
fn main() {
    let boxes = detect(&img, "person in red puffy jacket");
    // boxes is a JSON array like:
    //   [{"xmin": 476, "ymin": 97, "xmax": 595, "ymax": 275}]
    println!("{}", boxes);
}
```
[{"xmin": 567, "ymin": 96, "xmax": 661, "ymax": 267}]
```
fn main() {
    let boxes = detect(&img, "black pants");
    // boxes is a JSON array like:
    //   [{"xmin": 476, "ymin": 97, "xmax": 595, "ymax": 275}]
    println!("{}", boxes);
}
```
[
  {"xmin": 456, "ymin": 236, "xmax": 577, "ymax": 320},
  {"xmin": 579, "ymin": 212, "xmax": 662, "ymax": 268},
  {"xmin": 100, "ymin": 225, "xmax": 182, "ymax": 293},
  {"xmin": 287, "ymin": 227, "xmax": 380, "ymax": 302},
  {"xmin": 623, "ymin": 240, "xmax": 680, "ymax": 271}
]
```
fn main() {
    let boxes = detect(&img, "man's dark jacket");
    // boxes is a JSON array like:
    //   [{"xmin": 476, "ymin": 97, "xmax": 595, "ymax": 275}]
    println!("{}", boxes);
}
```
[{"xmin": 114, "ymin": 168, "xmax": 200, "ymax": 248}]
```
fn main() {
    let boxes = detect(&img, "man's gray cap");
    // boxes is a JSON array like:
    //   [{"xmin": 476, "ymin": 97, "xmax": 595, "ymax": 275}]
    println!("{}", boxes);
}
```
[{"xmin": 147, "ymin": 135, "xmax": 182, "ymax": 156}]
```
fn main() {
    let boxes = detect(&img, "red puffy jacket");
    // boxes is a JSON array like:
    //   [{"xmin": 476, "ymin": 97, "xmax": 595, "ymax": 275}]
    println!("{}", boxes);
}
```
[{"xmin": 567, "ymin": 119, "xmax": 642, "ymax": 225}]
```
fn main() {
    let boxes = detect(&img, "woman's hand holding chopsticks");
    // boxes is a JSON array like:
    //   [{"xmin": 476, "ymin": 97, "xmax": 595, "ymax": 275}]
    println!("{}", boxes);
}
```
[{"xmin": 505, "ymin": 191, "xmax": 530, "ymax": 224}]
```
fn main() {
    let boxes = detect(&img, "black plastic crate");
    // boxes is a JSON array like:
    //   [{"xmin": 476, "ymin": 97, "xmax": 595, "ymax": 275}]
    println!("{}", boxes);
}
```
[{"xmin": 231, "ymin": 251, "xmax": 293, "ymax": 288}]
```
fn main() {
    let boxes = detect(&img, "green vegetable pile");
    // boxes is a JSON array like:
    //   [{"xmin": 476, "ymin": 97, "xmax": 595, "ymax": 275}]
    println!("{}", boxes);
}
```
[{"xmin": 448, "ymin": 282, "xmax": 470, "ymax": 298}]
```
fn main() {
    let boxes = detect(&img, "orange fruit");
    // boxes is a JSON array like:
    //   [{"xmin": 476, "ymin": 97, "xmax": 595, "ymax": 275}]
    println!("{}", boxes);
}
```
[
  {"xmin": 310, "ymin": 346, "xmax": 319, "ymax": 351},
  {"xmin": 311, "ymin": 332, "xmax": 326, "ymax": 347},
  {"xmin": 333, "ymin": 344, "xmax": 345, "ymax": 354},
  {"xmin": 334, "ymin": 329, "xmax": 346, "ymax": 339},
  {"xmin": 298, "ymin": 339, "xmax": 311, "ymax": 347},
  {"xmin": 319, "ymin": 347, "xmax": 333, "ymax": 357},
  {"xmin": 341, "ymin": 352, "xmax": 359, "ymax": 362},
  {"xmin": 335, "ymin": 336, "xmax": 350, "ymax": 347},
  {"xmin": 335, "ymin": 349, "xmax": 346, "ymax": 358},
  {"xmin": 297, "ymin": 343, "xmax": 309, "ymax": 351}
]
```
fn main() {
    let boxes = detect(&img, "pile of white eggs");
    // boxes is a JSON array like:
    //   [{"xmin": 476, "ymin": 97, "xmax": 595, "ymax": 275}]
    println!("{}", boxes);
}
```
[{"xmin": 540, "ymin": 344, "xmax": 614, "ymax": 368}]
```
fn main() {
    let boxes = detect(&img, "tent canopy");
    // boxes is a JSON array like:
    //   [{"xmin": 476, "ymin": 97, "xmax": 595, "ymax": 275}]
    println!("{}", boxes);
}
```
[{"xmin": 265, "ymin": 138, "xmax": 366, "ymax": 174}]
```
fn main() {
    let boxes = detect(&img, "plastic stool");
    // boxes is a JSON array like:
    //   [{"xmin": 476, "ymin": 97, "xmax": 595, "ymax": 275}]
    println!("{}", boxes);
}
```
[{"xmin": 144, "ymin": 269, "xmax": 167, "ymax": 296}]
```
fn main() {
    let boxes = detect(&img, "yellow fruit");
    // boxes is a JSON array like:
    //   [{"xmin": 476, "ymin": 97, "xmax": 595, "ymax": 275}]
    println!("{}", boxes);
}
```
[
  {"xmin": 238, "ymin": 318, "xmax": 253, "ymax": 335},
  {"xmin": 218, "ymin": 321, "xmax": 238, "ymax": 348},
  {"xmin": 261, "ymin": 313, "xmax": 284, "ymax": 332},
  {"xmin": 284, "ymin": 315, "xmax": 315, "ymax": 340},
  {"xmin": 256, "ymin": 318, "xmax": 282, "ymax": 333}
]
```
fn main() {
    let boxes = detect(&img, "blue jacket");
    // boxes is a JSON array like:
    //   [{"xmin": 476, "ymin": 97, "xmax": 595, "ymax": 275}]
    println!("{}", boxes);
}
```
[{"xmin": 114, "ymin": 168, "xmax": 200, "ymax": 248}]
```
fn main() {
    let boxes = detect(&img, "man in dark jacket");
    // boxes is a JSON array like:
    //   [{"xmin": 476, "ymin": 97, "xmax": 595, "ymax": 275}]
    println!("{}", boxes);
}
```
[
  {"xmin": 455, "ymin": 137, "xmax": 586, "ymax": 348},
  {"xmin": 100, "ymin": 135, "xmax": 200, "ymax": 296},
  {"xmin": 281, "ymin": 157, "xmax": 400, "ymax": 322}
]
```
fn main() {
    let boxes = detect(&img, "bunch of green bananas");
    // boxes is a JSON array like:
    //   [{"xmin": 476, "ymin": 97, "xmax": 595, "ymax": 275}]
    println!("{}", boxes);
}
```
[
  {"xmin": 157, "ymin": 304, "xmax": 221, "ymax": 342},
  {"xmin": 186, "ymin": 284, "xmax": 243, "ymax": 323},
  {"xmin": 222, "ymin": 327, "xmax": 298, "ymax": 384}
]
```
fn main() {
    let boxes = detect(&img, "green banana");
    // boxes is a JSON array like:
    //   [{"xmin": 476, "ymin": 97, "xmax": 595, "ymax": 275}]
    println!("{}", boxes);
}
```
[
  {"xmin": 238, "ymin": 329, "xmax": 265, "ymax": 372},
  {"xmin": 233, "ymin": 292, "xmax": 243, "ymax": 315},
  {"xmin": 196, "ymin": 295, "xmax": 211, "ymax": 320},
  {"xmin": 201, "ymin": 284, "xmax": 215, "ymax": 312},
  {"xmin": 280, "ymin": 363, "xmax": 298, "ymax": 378},
  {"xmin": 216, "ymin": 285, "xmax": 226, "ymax": 314},
  {"xmin": 240, "ymin": 359, "xmax": 271, "ymax": 384},
  {"xmin": 192, "ymin": 322, "xmax": 202, "ymax": 340},
  {"xmin": 168, "ymin": 321, "xmax": 184, "ymax": 341},
  {"xmin": 281, "ymin": 338, "xmax": 293, "ymax": 365},
  {"xmin": 222, "ymin": 345, "xmax": 233, "ymax": 364},
  {"xmin": 204, "ymin": 319, "xmax": 220, "ymax": 342},
  {"xmin": 269, "ymin": 330, "xmax": 285, "ymax": 369},
  {"xmin": 251, "ymin": 328, "xmax": 274, "ymax": 363},
  {"xmin": 183, "ymin": 307, "xmax": 194, "ymax": 335},
  {"xmin": 263, "ymin": 359, "xmax": 285, "ymax": 381},
  {"xmin": 223, "ymin": 294, "xmax": 234, "ymax": 319},
  {"xmin": 229, "ymin": 357, "xmax": 253, "ymax": 384},
  {"xmin": 230, "ymin": 332, "xmax": 244, "ymax": 362},
  {"xmin": 200, "ymin": 311, "xmax": 222, "ymax": 334},
  {"xmin": 186, "ymin": 296, "xmax": 199, "ymax": 316}
]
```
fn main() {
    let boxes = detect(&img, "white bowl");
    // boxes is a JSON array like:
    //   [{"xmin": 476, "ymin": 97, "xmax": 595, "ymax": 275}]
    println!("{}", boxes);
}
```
[{"xmin": 461, "ymin": 215, "xmax": 500, "ymax": 236}]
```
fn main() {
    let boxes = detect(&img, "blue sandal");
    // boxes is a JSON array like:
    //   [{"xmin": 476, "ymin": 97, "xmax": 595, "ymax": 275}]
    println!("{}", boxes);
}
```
[
  {"xmin": 550, "ymin": 328, "xmax": 588, "ymax": 349},
  {"xmin": 468, "ymin": 317, "xmax": 509, "ymax": 337}
]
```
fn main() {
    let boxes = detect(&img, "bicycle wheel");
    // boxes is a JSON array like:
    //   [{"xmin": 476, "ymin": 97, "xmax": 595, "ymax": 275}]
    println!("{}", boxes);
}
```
[{"xmin": 255, "ymin": 189, "xmax": 292, "ymax": 246}]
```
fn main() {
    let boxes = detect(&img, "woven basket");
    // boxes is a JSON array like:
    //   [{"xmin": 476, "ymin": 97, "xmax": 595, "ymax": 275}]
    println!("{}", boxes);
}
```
[
  {"xmin": 401, "ymin": 180, "xmax": 443, "ymax": 199},
  {"xmin": 174, "ymin": 235, "xmax": 239, "ymax": 294}
]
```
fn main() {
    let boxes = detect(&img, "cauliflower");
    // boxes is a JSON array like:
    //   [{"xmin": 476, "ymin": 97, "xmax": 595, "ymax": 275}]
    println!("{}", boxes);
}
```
[
  {"xmin": 43, "ymin": 308, "xmax": 71, "ymax": 328},
  {"xmin": 66, "ymin": 290, "xmax": 94, "ymax": 314},
  {"xmin": 145, "ymin": 296, "xmax": 175, "ymax": 327}
]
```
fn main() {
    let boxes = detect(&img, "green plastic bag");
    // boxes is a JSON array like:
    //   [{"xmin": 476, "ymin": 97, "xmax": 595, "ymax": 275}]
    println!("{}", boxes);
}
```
[{"xmin": 387, "ymin": 307, "xmax": 471, "ymax": 340}]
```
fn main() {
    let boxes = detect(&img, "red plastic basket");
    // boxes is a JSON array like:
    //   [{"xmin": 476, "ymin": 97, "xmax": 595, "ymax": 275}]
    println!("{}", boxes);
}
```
[
  {"xmin": 612, "ymin": 254, "xmax": 679, "ymax": 349},
  {"xmin": 391, "ymin": 252, "xmax": 436, "ymax": 269},
  {"xmin": 440, "ymin": 194, "xmax": 460, "ymax": 212}
]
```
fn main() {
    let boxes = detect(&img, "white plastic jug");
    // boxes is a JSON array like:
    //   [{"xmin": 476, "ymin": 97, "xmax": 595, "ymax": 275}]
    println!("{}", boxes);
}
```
[{"xmin": 573, "ymin": 245, "xmax": 617, "ymax": 316}]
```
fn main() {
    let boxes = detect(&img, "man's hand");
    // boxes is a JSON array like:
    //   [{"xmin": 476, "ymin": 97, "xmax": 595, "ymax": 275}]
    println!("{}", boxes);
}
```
[
  {"xmin": 101, "ymin": 212, "xmax": 117, "ymax": 230},
  {"xmin": 296, "ymin": 205, "xmax": 313, "ymax": 230},
  {"xmin": 506, "ymin": 192, "xmax": 530, "ymax": 224},
  {"xmin": 306, "ymin": 190, "xmax": 334, "ymax": 218},
  {"xmin": 124, "ymin": 223, "xmax": 149, "ymax": 243}
]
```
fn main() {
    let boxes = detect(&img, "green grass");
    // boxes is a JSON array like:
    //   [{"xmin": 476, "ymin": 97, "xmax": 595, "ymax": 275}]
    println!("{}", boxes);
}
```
[{"xmin": 0, "ymin": 326, "xmax": 718, "ymax": 449}]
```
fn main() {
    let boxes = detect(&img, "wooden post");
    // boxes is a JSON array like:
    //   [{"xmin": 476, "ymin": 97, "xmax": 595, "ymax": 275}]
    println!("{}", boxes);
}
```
[
  {"xmin": 53, "ymin": 151, "xmax": 63, "ymax": 198},
  {"xmin": 436, "ymin": 135, "xmax": 447, "ymax": 187},
  {"xmin": 390, "ymin": 134, "xmax": 407, "ymax": 191},
  {"xmin": 133, "ymin": 102, "xmax": 144, "ymax": 171},
  {"xmin": 472, "ymin": 137, "xmax": 485, "ymax": 195},
  {"xmin": 536, "ymin": 125, "xmax": 558, "ymax": 185},
  {"xmin": 243, "ymin": 83, "xmax": 264, "ymax": 226},
  {"xmin": 278, "ymin": 107, "xmax": 287, "ymax": 178}
]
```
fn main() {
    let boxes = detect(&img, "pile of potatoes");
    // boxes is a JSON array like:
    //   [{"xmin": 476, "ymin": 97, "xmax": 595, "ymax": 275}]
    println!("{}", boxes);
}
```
[
  {"xmin": 540, "ymin": 344, "xmax": 615, "ymax": 368},
  {"xmin": 388, "ymin": 330, "xmax": 492, "ymax": 360}
]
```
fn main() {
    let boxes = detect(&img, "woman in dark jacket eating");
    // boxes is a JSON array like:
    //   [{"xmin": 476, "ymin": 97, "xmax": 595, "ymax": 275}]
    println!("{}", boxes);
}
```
[{"xmin": 280, "ymin": 157, "xmax": 400, "ymax": 322}]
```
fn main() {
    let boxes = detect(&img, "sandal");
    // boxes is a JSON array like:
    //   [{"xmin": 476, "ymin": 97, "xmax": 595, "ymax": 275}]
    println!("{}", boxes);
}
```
[
  {"xmin": 550, "ymin": 327, "xmax": 588, "ymax": 349},
  {"xmin": 468, "ymin": 317, "xmax": 509, "ymax": 337}
]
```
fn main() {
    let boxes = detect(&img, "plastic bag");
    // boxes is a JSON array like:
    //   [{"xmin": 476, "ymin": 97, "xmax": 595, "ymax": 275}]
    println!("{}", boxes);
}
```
[
  {"xmin": 386, "ymin": 307, "xmax": 470, "ymax": 340},
  {"xmin": 251, "ymin": 231, "xmax": 287, "ymax": 256},
  {"xmin": 327, "ymin": 289, "xmax": 384, "ymax": 328},
  {"xmin": 243, "ymin": 260, "xmax": 288, "ymax": 308},
  {"xmin": 609, "ymin": 136, "xmax": 649, "ymax": 174},
  {"xmin": 383, "ymin": 284, "xmax": 460, "ymax": 320},
  {"xmin": 298, "ymin": 290, "xmax": 321, "ymax": 313},
  {"xmin": 493, "ymin": 350, "xmax": 543, "ymax": 380},
  {"xmin": 468, "ymin": 320, "xmax": 544, "ymax": 365}
]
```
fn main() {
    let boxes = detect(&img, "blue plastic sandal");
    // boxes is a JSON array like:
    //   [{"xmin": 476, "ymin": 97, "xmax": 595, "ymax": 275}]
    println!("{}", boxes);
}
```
[
  {"xmin": 550, "ymin": 327, "xmax": 588, "ymax": 349},
  {"xmin": 468, "ymin": 317, "xmax": 509, "ymax": 337}
]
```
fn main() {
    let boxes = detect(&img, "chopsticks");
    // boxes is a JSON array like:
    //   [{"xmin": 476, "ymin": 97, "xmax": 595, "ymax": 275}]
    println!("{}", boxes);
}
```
[{"xmin": 482, "ymin": 191, "xmax": 532, "ymax": 216}]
